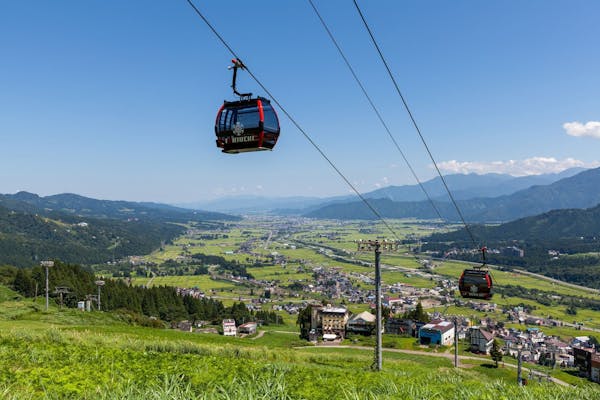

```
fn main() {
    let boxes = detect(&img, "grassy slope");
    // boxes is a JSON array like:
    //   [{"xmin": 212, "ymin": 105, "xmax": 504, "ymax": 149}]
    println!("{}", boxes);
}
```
[{"xmin": 1, "ymin": 289, "xmax": 599, "ymax": 399}]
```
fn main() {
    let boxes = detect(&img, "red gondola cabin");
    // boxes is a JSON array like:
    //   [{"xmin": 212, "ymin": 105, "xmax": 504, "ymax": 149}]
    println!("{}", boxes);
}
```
[
  {"xmin": 458, "ymin": 269, "xmax": 493, "ymax": 300},
  {"xmin": 215, "ymin": 97, "xmax": 280, "ymax": 154}
]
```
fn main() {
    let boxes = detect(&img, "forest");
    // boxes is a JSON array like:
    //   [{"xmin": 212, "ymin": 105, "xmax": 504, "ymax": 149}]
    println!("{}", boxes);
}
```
[{"xmin": 2, "ymin": 261, "xmax": 280, "ymax": 326}]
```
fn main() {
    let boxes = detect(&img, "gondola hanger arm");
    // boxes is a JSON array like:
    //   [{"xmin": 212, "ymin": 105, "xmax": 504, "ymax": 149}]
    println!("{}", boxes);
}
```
[{"xmin": 228, "ymin": 58, "xmax": 252, "ymax": 99}]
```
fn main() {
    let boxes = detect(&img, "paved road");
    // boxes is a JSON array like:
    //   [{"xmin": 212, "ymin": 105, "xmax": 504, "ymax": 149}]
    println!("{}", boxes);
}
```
[{"xmin": 299, "ymin": 345, "xmax": 571, "ymax": 387}]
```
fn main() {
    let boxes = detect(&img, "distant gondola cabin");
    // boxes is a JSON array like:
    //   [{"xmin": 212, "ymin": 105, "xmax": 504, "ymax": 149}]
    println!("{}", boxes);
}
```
[
  {"xmin": 215, "ymin": 97, "xmax": 280, "ymax": 154},
  {"xmin": 458, "ymin": 269, "xmax": 493, "ymax": 300}
]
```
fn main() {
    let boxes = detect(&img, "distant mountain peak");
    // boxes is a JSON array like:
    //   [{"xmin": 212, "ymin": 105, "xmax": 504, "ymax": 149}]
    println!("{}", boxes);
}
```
[{"xmin": 13, "ymin": 191, "xmax": 40, "ymax": 201}]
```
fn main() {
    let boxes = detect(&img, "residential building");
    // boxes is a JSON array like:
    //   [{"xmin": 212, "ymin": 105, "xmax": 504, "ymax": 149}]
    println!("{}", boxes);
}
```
[
  {"xmin": 574, "ymin": 347, "xmax": 594, "ymax": 377},
  {"xmin": 346, "ymin": 311, "xmax": 376, "ymax": 335},
  {"xmin": 321, "ymin": 305, "xmax": 349, "ymax": 339},
  {"xmin": 591, "ymin": 354, "xmax": 600, "ymax": 383},
  {"xmin": 309, "ymin": 304, "xmax": 349, "ymax": 340},
  {"xmin": 222, "ymin": 319, "xmax": 237, "ymax": 336},
  {"xmin": 469, "ymin": 327, "xmax": 494, "ymax": 354},
  {"xmin": 419, "ymin": 320, "xmax": 455, "ymax": 346},
  {"xmin": 385, "ymin": 318, "xmax": 417, "ymax": 337}
]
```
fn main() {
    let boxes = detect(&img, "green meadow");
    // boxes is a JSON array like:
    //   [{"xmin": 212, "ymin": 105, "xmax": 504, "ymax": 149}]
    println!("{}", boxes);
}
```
[{"xmin": 2, "ymin": 289, "xmax": 599, "ymax": 400}]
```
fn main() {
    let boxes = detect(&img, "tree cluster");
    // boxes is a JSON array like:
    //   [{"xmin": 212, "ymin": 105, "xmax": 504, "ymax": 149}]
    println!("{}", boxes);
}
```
[
  {"xmin": 6, "ymin": 262, "xmax": 280, "ymax": 326},
  {"xmin": 401, "ymin": 302, "xmax": 429, "ymax": 323},
  {"xmin": 0, "ymin": 205, "xmax": 185, "ymax": 267}
]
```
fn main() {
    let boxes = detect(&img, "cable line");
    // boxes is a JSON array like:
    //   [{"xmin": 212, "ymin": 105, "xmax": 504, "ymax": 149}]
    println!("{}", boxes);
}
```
[
  {"xmin": 308, "ymin": 0, "xmax": 445, "ymax": 223},
  {"xmin": 185, "ymin": 0, "xmax": 400, "ymax": 241},
  {"xmin": 352, "ymin": 0, "xmax": 478, "ymax": 249}
]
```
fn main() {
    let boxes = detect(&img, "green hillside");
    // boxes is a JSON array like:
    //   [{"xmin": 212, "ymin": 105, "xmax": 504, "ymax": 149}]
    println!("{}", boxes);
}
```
[
  {"xmin": 424, "ymin": 204, "xmax": 600, "ymax": 287},
  {"xmin": 0, "ymin": 191, "xmax": 238, "ymax": 223},
  {"xmin": 1, "ymin": 291, "xmax": 598, "ymax": 400},
  {"xmin": 0, "ymin": 204, "xmax": 186, "ymax": 266},
  {"xmin": 429, "ymin": 203, "xmax": 600, "ymax": 243}
]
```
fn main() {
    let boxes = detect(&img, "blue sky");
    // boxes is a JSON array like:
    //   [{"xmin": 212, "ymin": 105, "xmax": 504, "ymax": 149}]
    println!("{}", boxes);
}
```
[{"xmin": 1, "ymin": 1, "xmax": 599, "ymax": 203}]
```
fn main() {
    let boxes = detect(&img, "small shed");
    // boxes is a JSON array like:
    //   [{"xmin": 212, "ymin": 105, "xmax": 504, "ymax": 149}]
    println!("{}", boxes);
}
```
[
  {"xmin": 238, "ymin": 322, "xmax": 258, "ymax": 335},
  {"xmin": 176, "ymin": 320, "xmax": 193, "ymax": 332}
]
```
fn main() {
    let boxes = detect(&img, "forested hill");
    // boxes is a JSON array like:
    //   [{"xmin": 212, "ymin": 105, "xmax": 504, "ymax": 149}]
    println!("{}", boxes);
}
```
[
  {"xmin": 428, "ymin": 203, "xmax": 600, "ymax": 244},
  {"xmin": 0, "ymin": 204, "xmax": 186, "ymax": 267},
  {"xmin": 305, "ymin": 167, "xmax": 600, "ymax": 222},
  {"xmin": 0, "ymin": 192, "xmax": 238, "ymax": 223},
  {"xmin": 424, "ymin": 204, "xmax": 600, "ymax": 288}
]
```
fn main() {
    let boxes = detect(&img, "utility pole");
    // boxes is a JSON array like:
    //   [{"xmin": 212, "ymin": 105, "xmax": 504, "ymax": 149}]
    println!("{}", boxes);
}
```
[
  {"xmin": 95, "ymin": 280, "xmax": 105, "ymax": 311},
  {"xmin": 40, "ymin": 260, "xmax": 54, "ymax": 311},
  {"xmin": 517, "ymin": 346, "xmax": 523, "ymax": 386},
  {"xmin": 454, "ymin": 318, "xmax": 459, "ymax": 367},
  {"xmin": 54, "ymin": 287, "xmax": 70, "ymax": 309},
  {"xmin": 374, "ymin": 241, "xmax": 382, "ymax": 371}
]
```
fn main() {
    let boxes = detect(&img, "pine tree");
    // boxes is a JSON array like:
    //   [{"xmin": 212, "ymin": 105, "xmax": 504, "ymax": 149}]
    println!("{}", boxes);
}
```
[
  {"xmin": 297, "ymin": 306, "xmax": 312, "ymax": 340},
  {"xmin": 415, "ymin": 302, "xmax": 428, "ymax": 322},
  {"xmin": 490, "ymin": 338, "xmax": 503, "ymax": 368},
  {"xmin": 13, "ymin": 269, "xmax": 34, "ymax": 297}
]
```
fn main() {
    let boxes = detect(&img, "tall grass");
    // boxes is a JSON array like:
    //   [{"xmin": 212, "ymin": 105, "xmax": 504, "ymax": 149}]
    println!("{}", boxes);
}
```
[{"xmin": 2, "ymin": 324, "xmax": 599, "ymax": 400}]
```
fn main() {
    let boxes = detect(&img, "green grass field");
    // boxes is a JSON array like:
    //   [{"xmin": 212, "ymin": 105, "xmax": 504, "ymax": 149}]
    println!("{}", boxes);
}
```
[
  {"xmin": 130, "ymin": 275, "xmax": 237, "ymax": 291},
  {"xmin": 2, "ymin": 292, "xmax": 599, "ymax": 400}
]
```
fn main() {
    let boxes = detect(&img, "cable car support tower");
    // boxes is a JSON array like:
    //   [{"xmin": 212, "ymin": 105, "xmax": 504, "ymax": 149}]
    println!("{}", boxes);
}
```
[{"xmin": 356, "ymin": 239, "xmax": 400, "ymax": 371}]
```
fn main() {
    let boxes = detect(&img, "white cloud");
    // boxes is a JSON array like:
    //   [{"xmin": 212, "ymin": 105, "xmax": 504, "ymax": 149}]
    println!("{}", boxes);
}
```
[
  {"xmin": 437, "ymin": 157, "xmax": 600, "ymax": 176},
  {"xmin": 373, "ymin": 177, "xmax": 390, "ymax": 189},
  {"xmin": 563, "ymin": 121, "xmax": 600, "ymax": 138}
]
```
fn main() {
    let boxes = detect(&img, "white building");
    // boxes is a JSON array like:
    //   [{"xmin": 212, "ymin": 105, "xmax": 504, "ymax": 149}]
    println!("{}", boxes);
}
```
[
  {"xmin": 222, "ymin": 319, "xmax": 237, "ymax": 336},
  {"xmin": 419, "ymin": 320, "xmax": 455, "ymax": 346}
]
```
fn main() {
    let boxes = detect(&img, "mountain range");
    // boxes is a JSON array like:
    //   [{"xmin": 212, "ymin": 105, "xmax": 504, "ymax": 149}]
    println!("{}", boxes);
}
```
[
  {"xmin": 0, "ymin": 192, "xmax": 237, "ymax": 223},
  {"xmin": 305, "ymin": 167, "xmax": 600, "ymax": 222},
  {"xmin": 357, "ymin": 168, "xmax": 585, "ymax": 202},
  {"xmin": 181, "ymin": 168, "xmax": 585, "ymax": 215}
]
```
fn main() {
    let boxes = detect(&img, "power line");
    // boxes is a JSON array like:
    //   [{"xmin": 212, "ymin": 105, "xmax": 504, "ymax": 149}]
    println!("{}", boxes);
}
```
[
  {"xmin": 184, "ymin": 0, "xmax": 400, "ymax": 241},
  {"xmin": 352, "ymin": 0, "xmax": 479, "ymax": 249},
  {"xmin": 307, "ymin": 0, "xmax": 445, "ymax": 223}
]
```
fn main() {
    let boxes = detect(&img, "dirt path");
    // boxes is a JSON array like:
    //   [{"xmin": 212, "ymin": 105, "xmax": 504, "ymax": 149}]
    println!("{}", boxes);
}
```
[
  {"xmin": 298, "ymin": 345, "xmax": 571, "ymax": 387},
  {"xmin": 251, "ymin": 330, "xmax": 266, "ymax": 340}
]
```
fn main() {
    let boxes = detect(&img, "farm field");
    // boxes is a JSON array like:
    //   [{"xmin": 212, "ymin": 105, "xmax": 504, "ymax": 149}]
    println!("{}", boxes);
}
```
[{"xmin": 122, "ymin": 218, "xmax": 600, "ymax": 336}]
